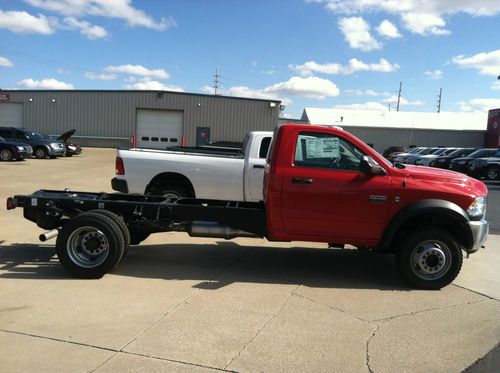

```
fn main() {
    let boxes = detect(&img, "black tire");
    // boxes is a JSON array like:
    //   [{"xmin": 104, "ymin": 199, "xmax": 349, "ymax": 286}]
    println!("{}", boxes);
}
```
[
  {"xmin": 86, "ymin": 210, "xmax": 130, "ymax": 261},
  {"xmin": 0, "ymin": 149, "xmax": 13, "ymax": 161},
  {"xmin": 149, "ymin": 185, "xmax": 192, "ymax": 199},
  {"xmin": 56, "ymin": 212, "xmax": 126, "ymax": 278},
  {"xmin": 34, "ymin": 147, "xmax": 48, "ymax": 159},
  {"xmin": 49, "ymin": 155, "xmax": 57, "ymax": 159},
  {"xmin": 129, "ymin": 232, "xmax": 151, "ymax": 245},
  {"xmin": 486, "ymin": 166, "xmax": 499, "ymax": 181},
  {"xmin": 396, "ymin": 228, "xmax": 463, "ymax": 290}
]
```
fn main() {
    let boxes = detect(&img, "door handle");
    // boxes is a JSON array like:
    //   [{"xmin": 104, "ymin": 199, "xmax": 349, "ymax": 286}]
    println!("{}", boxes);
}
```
[
  {"xmin": 292, "ymin": 177, "xmax": 313, "ymax": 184},
  {"xmin": 253, "ymin": 165, "xmax": 265, "ymax": 169}
]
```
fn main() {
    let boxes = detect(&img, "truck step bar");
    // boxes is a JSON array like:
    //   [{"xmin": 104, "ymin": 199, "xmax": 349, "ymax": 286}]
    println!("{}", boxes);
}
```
[{"xmin": 8, "ymin": 189, "xmax": 267, "ymax": 237}]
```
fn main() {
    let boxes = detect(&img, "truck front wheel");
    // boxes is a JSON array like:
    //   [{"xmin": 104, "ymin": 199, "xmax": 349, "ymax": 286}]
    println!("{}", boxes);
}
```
[
  {"xmin": 396, "ymin": 228, "xmax": 463, "ymax": 290},
  {"xmin": 56, "ymin": 212, "xmax": 126, "ymax": 278}
]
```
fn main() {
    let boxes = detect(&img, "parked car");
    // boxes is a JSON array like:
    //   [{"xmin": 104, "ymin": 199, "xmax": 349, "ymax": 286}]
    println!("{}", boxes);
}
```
[
  {"xmin": 0, "ymin": 127, "xmax": 66, "ymax": 159},
  {"xmin": 416, "ymin": 148, "xmax": 457, "ymax": 166},
  {"xmin": 112, "ymin": 131, "xmax": 273, "ymax": 202},
  {"xmin": 396, "ymin": 147, "xmax": 442, "ymax": 165},
  {"xmin": 430, "ymin": 148, "xmax": 476, "ymax": 169},
  {"xmin": 0, "ymin": 136, "xmax": 32, "ymax": 161},
  {"xmin": 49, "ymin": 129, "xmax": 83, "ymax": 156},
  {"xmin": 449, "ymin": 148, "xmax": 499, "ymax": 173},
  {"xmin": 383, "ymin": 146, "xmax": 405, "ymax": 160},
  {"xmin": 392, "ymin": 147, "xmax": 427, "ymax": 163},
  {"xmin": 468, "ymin": 149, "xmax": 500, "ymax": 180}
]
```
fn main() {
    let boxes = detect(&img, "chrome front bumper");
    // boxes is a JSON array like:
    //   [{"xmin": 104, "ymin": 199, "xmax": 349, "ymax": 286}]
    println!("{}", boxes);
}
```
[{"xmin": 468, "ymin": 219, "xmax": 489, "ymax": 253}]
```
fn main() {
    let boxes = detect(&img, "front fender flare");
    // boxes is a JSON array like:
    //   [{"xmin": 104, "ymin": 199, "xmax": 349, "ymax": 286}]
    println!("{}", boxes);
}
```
[{"xmin": 379, "ymin": 199, "xmax": 472, "ymax": 250}]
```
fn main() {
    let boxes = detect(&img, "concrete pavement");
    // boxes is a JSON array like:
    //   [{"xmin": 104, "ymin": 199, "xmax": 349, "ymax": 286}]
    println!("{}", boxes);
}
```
[{"xmin": 0, "ymin": 149, "xmax": 499, "ymax": 372}]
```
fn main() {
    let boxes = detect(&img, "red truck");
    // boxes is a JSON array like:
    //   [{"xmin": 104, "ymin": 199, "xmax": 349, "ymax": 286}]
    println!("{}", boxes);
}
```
[{"xmin": 7, "ymin": 124, "xmax": 489, "ymax": 289}]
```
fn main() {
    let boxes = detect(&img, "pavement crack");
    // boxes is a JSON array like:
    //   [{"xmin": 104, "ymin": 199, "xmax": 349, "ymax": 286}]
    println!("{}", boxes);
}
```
[
  {"xmin": 291, "ymin": 291, "xmax": 370, "ymax": 323},
  {"xmin": 451, "ymin": 283, "xmax": 500, "ymax": 301},
  {"xmin": 370, "ymin": 298, "xmax": 489, "ymax": 322},
  {"xmin": 365, "ymin": 324, "xmax": 380, "ymax": 373},
  {"xmin": 224, "ymin": 284, "xmax": 299, "ymax": 370}
]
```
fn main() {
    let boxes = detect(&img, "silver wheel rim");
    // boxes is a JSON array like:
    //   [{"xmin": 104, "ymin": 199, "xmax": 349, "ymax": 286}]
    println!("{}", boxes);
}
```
[
  {"xmin": 0, "ymin": 149, "xmax": 12, "ymax": 160},
  {"xmin": 67, "ymin": 226, "xmax": 109, "ymax": 268},
  {"xmin": 163, "ymin": 191, "xmax": 181, "ymax": 199},
  {"xmin": 488, "ymin": 168, "xmax": 498, "ymax": 180},
  {"xmin": 36, "ymin": 149, "xmax": 45, "ymax": 158},
  {"xmin": 410, "ymin": 240, "xmax": 451, "ymax": 280}
]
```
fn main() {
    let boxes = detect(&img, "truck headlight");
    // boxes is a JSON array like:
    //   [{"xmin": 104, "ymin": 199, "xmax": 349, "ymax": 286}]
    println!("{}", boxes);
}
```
[{"xmin": 467, "ymin": 196, "xmax": 487, "ymax": 219}]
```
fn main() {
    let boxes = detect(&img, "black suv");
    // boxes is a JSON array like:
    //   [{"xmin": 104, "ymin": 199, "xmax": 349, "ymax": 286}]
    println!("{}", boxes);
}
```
[
  {"xmin": 0, "ymin": 136, "xmax": 32, "ymax": 161},
  {"xmin": 449, "ymin": 148, "xmax": 498, "ymax": 173},
  {"xmin": 468, "ymin": 148, "xmax": 500, "ymax": 181},
  {"xmin": 0, "ymin": 127, "xmax": 66, "ymax": 158}
]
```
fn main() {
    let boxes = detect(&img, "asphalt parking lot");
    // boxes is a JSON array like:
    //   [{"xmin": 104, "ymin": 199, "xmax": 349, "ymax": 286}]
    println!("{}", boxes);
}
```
[{"xmin": 0, "ymin": 149, "xmax": 499, "ymax": 373}]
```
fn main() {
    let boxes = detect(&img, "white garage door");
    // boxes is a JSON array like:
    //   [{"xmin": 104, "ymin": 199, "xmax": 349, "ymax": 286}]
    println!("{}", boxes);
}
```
[
  {"xmin": 136, "ymin": 109, "xmax": 183, "ymax": 149},
  {"xmin": 0, "ymin": 103, "xmax": 23, "ymax": 128}
]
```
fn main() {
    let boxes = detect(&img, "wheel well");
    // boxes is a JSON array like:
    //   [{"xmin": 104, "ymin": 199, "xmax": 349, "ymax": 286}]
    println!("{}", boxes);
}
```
[
  {"xmin": 145, "ymin": 172, "xmax": 195, "ymax": 196},
  {"xmin": 386, "ymin": 213, "xmax": 470, "ymax": 252},
  {"xmin": 34, "ymin": 145, "xmax": 48, "ymax": 152}
]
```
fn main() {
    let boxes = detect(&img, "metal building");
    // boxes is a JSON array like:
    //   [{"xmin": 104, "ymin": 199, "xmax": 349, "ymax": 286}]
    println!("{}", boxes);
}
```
[
  {"xmin": 0, "ymin": 90, "xmax": 281, "ymax": 148},
  {"xmin": 301, "ymin": 108, "xmax": 488, "ymax": 152}
]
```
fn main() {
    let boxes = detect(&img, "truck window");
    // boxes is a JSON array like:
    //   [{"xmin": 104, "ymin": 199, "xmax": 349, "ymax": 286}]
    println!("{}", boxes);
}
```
[
  {"xmin": 259, "ymin": 137, "xmax": 272, "ymax": 158},
  {"xmin": 294, "ymin": 132, "xmax": 364, "ymax": 171}
]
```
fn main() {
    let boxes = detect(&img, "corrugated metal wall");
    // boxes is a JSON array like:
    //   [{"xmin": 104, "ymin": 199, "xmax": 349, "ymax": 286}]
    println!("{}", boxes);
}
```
[
  {"xmin": 4, "ymin": 90, "xmax": 281, "ymax": 148},
  {"xmin": 342, "ymin": 126, "xmax": 486, "ymax": 152}
]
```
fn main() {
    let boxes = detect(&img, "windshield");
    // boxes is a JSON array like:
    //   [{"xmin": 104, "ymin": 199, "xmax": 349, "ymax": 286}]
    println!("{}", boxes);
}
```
[
  {"xmin": 469, "ymin": 149, "xmax": 496, "ymax": 158},
  {"xmin": 431, "ymin": 148, "xmax": 448, "ymax": 155},
  {"xmin": 26, "ymin": 131, "xmax": 47, "ymax": 139}
]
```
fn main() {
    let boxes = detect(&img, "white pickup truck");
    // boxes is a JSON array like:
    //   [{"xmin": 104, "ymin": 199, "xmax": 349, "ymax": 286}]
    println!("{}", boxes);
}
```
[{"xmin": 111, "ymin": 131, "xmax": 273, "ymax": 202}]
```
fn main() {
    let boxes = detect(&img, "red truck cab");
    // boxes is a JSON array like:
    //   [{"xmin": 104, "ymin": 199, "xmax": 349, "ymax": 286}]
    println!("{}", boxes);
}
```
[{"xmin": 264, "ymin": 124, "xmax": 488, "ymax": 289}]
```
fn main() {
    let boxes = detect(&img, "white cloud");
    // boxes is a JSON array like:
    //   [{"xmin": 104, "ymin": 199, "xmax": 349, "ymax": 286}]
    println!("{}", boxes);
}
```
[
  {"xmin": 0, "ymin": 10, "xmax": 54, "ymax": 34},
  {"xmin": 280, "ymin": 113, "xmax": 294, "ymax": 119},
  {"xmin": 84, "ymin": 71, "xmax": 116, "ymax": 80},
  {"xmin": 458, "ymin": 98, "xmax": 500, "ymax": 112},
  {"xmin": 124, "ymin": 80, "xmax": 184, "ymax": 92},
  {"xmin": 264, "ymin": 76, "xmax": 340, "ymax": 99},
  {"xmin": 64, "ymin": 17, "xmax": 107, "ymax": 39},
  {"xmin": 338, "ymin": 17, "xmax": 381, "ymax": 51},
  {"xmin": 26, "ymin": 0, "xmax": 177, "ymax": 31},
  {"xmin": 312, "ymin": 1, "xmax": 500, "ymax": 17},
  {"xmin": 401, "ymin": 13, "xmax": 450, "ymax": 35},
  {"xmin": 202, "ymin": 76, "xmax": 339, "ymax": 104},
  {"xmin": 344, "ymin": 89, "xmax": 391, "ymax": 97},
  {"xmin": 290, "ymin": 58, "xmax": 398, "ymax": 76},
  {"xmin": 376, "ymin": 20, "xmax": 401, "ymax": 38},
  {"xmin": 383, "ymin": 95, "xmax": 425, "ymax": 106},
  {"xmin": 491, "ymin": 81, "xmax": 500, "ymax": 91},
  {"xmin": 105, "ymin": 65, "xmax": 170, "ymax": 79},
  {"xmin": 334, "ymin": 102, "xmax": 388, "ymax": 111},
  {"xmin": 424, "ymin": 69, "xmax": 443, "ymax": 80},
  {"xmin": 311, "ymin": 1, "xmax": 500, "ymax": 37},
  {"xmin": 17, "ymin": 78, "xmax": 74, "ymax": 89},
  {"xmin": 452, "ymin": 50, "xmax": 500, "ymax": 76},
  {"xmin": 0, "ymin": 56, "xmax": 14, "ymax": 67}
]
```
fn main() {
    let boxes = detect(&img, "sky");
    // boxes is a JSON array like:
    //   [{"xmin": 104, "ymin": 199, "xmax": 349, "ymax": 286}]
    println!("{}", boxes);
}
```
[{"xmin": 0, "ymin": 0, "xmax": 499, "ymax": 119}]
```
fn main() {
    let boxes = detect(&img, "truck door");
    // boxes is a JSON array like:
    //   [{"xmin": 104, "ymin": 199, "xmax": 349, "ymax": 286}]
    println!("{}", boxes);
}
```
[{"xmin": 281, "ymin": 130, "xmax": 392, "ymax": 241}]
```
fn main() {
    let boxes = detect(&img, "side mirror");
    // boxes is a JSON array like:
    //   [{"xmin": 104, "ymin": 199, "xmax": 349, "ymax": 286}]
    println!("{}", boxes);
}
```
[{"xmin": 360, "ymin": 156, "xmax": 386, "ymax": 176}]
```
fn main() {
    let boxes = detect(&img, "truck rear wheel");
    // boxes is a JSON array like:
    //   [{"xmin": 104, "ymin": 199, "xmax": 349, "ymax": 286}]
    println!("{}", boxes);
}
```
[
  {"xmin": 56, "ymin": 212, "xmax": 126, "ymax": 278},
  {"xmin": 396, "ymin": 228, "xmax": 463, "ymax": 290},
  {"xmin": 86, "ymin": 210, "xmax": 130, "ymax": 261}
]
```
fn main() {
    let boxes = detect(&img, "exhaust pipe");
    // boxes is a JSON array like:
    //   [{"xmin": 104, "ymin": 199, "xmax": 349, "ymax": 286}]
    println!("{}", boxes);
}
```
[
  {"xmin": 188, "ymin": 221, "xmax": 257, "ymax": 239},
  {"xmin": 39, "ymin": 228, "xmax": 60, "ymax": 242}
]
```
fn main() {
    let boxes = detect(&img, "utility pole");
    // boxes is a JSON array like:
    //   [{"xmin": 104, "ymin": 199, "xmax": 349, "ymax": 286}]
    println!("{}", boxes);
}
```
[
  {"xmin": 396, "ymin": 81, "xmax": 402, "ymax": 112},
  {"xmin": 437, "ymin": 88, "xmax": 442, "ymax": 113},
  {"xmin": 213, "ymin": 68, "xmax": 220, "ymax": 95}
]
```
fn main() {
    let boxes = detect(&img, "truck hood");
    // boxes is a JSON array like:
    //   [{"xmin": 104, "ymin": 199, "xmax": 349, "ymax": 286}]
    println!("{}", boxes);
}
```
[
  {"xmin": 402, "ymin": 165, "xmax": 487, "ymax": 196},
  {"xmin": 57, "ymin": 129, "xmax": 76, "ymax": 141}
]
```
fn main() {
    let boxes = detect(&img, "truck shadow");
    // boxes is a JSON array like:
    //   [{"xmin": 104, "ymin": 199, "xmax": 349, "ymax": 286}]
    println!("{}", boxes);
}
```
[{"xmin": 0, "ymin": 241, "xmax": 412, "ymax": 290}]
